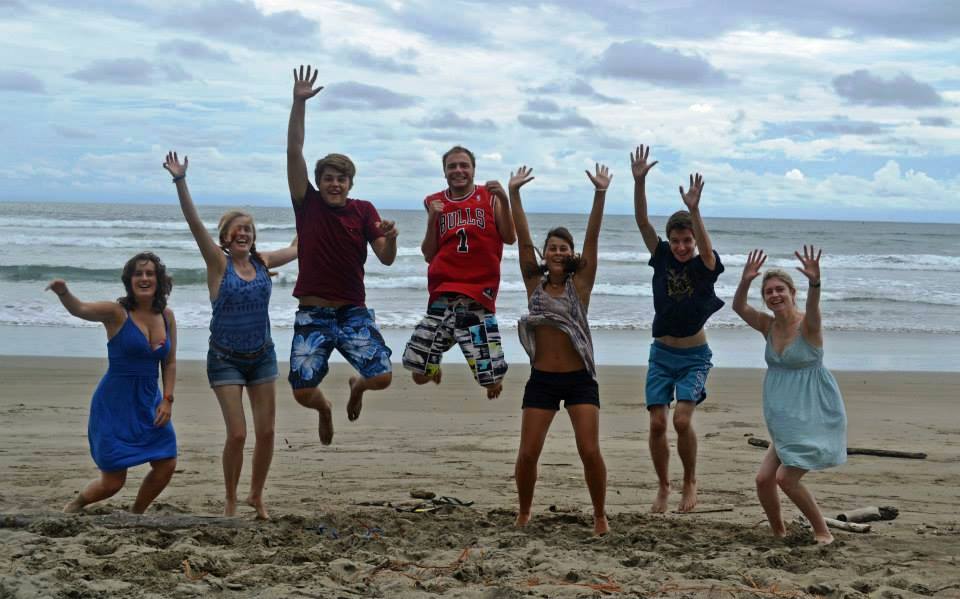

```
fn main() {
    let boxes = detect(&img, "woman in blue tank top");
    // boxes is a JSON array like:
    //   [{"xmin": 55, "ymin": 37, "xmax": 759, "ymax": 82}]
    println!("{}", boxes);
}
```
[
  {"xmin": 48, "ymin": 252, "xmax": 178, "ymax": 514},
  {"xmin": 164, "ymin": 152, "xmax": 297, "ymax": 520}
]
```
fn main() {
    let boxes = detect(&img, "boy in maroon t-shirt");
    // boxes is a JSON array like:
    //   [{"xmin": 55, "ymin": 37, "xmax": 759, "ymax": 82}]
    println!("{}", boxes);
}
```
[{"xmin": 286, "ymin": 65, "xmax": 397, "ymax": 445}]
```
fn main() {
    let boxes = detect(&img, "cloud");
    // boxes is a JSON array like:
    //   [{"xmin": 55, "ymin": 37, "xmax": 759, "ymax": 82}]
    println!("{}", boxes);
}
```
[
  {"xmin": 919, "ymin": 116, "xmax": 952, "ymax": 127},
  {"xmin": 156, "ymin": 39, "xmax": 232, "ymax": 63},
  {"xmin": 518, "ymin": 111, "xmax": 593, "ymax": 131},
  {"xmin": 385, "ymin": 2, "xmax": 488, "ymax": 44},
  {"xmin": 53, "ymin": 125, "xmax": 96, "ymax": 139},
  {"xmin": 0, "ymin": 69, "xmax": 44, "ymax": 93},
  {"xmin": 832, "ymin": 70, "xmax": 943, "ymax": 107},
  {"xmin": 414, "ymin": 109, "xmax": 495, "ymax": 130},
  {"xmin": 318, "ymin": 82, "xmax": 420, "ymax": 110},
  {"xmin": 588, "ymin": 40, "xmax": 731, "ymax": 86},
  {"xmin": 528, "ymin": 78, "xmax": 626, "ymax": 104},
  {"xmin": 766, "ymin": 116, "xmax": 892, "ymax": 139},
  {"xmin": 0, "ymin": 0, "xmax": 27, "ymax": 17},
  {"xmin": 168, "ymin": 0, "xmax": 318, "ymax": 51},
  {"xmin": 785, "ymin": 169, "xmax": 805, "ymax": 181},
  {"xmin": 525, "ymin": 98, "xmax": 560, "ymax": 113},
  {"xmin": 690, "ymin": 103, "xmax": 713, "ymax": 113},
  {"xmin": 69, "ymin": 59, "xmax": 192, "ymax": 85},
  {"xmin": 340, "ymin": 46, "xmax": 418, "ymax": 75}
]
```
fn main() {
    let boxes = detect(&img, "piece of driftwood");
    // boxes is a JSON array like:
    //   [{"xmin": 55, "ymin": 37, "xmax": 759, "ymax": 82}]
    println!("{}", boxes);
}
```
[
  {"xmin": 671, "ymin": 505, "xmax": 735, "ymax": 514},
  {"xmin": 836, "ymin": 506, "xmax": 899, "ymax": 523},
  {"xmin": 0, "ymin": 512, "xmax": 262, "ymax": 530},
  {"xmin": 824, "ymin": 517, "xmax": 871, "ymax": 533},
  {"xmin": 746, "ymin": 438, "xmax": 926, "ymax": 459}
]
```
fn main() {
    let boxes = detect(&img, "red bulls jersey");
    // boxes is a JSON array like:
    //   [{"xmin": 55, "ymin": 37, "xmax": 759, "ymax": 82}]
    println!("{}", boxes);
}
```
[{"xmin": 426, "ymin": 185, "xmax": 503, "ymax": 312}]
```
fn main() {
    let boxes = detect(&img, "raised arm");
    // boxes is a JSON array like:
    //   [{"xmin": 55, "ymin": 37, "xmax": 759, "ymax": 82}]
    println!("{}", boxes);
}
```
[
  {"xmin": 261, "ymin": 235, "xmax": 298, "ymax": 269},
  {"xmin": 163, "ymin": 152, "xmax": 226, "ymax": 276},
  {"xmin": 287, "ymin": 65, "xmax": 324, "ymax": 207},
  {"xmin": 732, "ymin": 249, "xmax": 772, "ymax": 335},
  {"xmin": 371, "ymin": 220, "xmax": 398, "ymax": 266},
  {"xmin": 680, "ymin": 173, "xmax": 716, "ymax": 270},
  {"xmin": 795, "ymin": 245, "xmax": 823, "ymax": 341},
  {"xmin": 486, "ymin": 180, "xmax": 517, "ymax": 245},
  {"xmin": 46, "ymin": 279, "xmax": 124, "ymax": 328},
  {"xmin": 507, "ymin": 166, "xmax": 539, "ymax": 297},
  {"xmin": 631, "ymin": 145, "xmax": 659, "ymax": 254},
  {"xmin": 155, "ymin": 308, "xmax": 176, "ymax": 427},
  {"xmin": 576, "ymin": 163, "xmax": 611, "ymax": 303}
]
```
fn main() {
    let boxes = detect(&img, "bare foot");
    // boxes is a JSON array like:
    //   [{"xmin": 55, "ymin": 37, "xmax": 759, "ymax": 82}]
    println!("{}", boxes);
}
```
[
  {"xmin": 347, "ymin": 376, "xmax": 363, "ymax": 422},
  {"xmin": 430, "ymin": 368, "xmax": 442, "ymax": 384},
  {"xmin": 678, "ymin": 480, "xmax": 697, "ymax": 513},
  {"xmin": 770, "ymin": 520, "xmax": 787, "ymax": 538},
  {"xmin": 651, "ymin": 484, "xmax": 670, "ymax": 513},
  {"xmin": 593, "ymin": 514, "xmax": 610, "ymax": 536},
  {"xmin": 317, "ymin": 398, "xmax": 334, "ymax": 445},
  {"xmin": 486, "ymin": 382, "xmax": 502, "ymax": 400},
  {"xmin": 515, "ymin": 511, "xmax": 531, "ymax": 527},
  {"xmin": 63, "ymin": 496, "xmax": 85, "ymax": 514},
  {"xmin": 815, "ymin": 531, "xmax": 835, "ymax": 545},
  {"xmin": 246, "ymin": 496, "xmax": 270, "ymax": 520},
  {"xmin": 224, "ymin": 496, "xmax": 237, "ymax": 517}
]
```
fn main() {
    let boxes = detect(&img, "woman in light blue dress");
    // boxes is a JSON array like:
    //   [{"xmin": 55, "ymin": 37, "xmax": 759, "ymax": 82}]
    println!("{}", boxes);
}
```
[{"xmin": 732, "ymin": 245, "xmax": 847, "ymax": 544}]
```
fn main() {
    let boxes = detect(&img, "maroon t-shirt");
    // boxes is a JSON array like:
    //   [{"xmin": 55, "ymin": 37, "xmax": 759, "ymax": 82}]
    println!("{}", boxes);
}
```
[{"xmin": 292, "ymin": 185, "xmax": 384, "ymax": 306}]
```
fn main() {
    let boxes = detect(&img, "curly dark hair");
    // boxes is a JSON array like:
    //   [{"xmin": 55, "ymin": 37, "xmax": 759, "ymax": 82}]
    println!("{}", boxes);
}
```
[
  {"xmin": 118, "ymin": 252, "xmax": 173, "ymax": 313},
  {"xmin": 521, "ymin": 226, "xmax": 587, "ymax": 278}
]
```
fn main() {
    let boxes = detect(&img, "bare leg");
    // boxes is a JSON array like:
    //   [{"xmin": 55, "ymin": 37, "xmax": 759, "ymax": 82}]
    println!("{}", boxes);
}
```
[
  {"xmin": 347, "ymin": 372, "xmax": 392, "ymax": 421},
  {"xmin": 514, "ymin": 407, "xmax": 556, "ymax": 527},
  {"xmin": 568, "ymin": 404, "xmax": 608, "ymax": 535},
  {"xmin": 246, "ymin": 382, "xmax": 276, "ymax": 520},
  {"xmin": 213, "ymin": 384, "xmax": 246, "ymax": 516},
  {"xmin": 131, "ymin": 458, "xmax": 176, "ymax": 514},
  {"xmin": 673, "ymin": 401, "xmax": 698, "ymax": 512},
  {"xmin": 64, "ymin": 470, "xmax": 127, "ymax": 513},
  {"xmin": 777, "ymin": 465, "xmax": 833, "ymax": 544},
  {"xmin": 755, "ymin": 447, "xmax": 786, "ymax": 537},
  {"xmin": 293, "ymin": 387, "xmax": 334, "ymax": 445},
  {"xmin": 648, "ymin": 405, "xmax": 671, "ymax": 513}
]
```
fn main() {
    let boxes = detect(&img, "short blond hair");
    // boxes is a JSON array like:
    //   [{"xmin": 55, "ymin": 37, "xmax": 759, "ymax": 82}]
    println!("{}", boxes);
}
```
[{"xmin": 762, "ymin": 269, "xmax": 797, "ymax": 304}]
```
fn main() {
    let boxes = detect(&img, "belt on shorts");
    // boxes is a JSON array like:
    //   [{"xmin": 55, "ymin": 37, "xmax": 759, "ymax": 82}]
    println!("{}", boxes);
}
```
[{"xmin": 209, "ymin": 340, "xmax": 273, "ymax": 360}]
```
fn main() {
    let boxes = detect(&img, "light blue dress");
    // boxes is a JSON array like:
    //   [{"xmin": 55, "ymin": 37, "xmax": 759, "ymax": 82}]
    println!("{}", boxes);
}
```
[{"xmin": 763, "ymin": 329, "xmax": 847, "ymax": 471}]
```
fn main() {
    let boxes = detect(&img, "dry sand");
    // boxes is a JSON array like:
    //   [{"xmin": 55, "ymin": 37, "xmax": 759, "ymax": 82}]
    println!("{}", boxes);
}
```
[{"xmin": 1, "ymin": 356, "xmax": 958, "ymax": 598}]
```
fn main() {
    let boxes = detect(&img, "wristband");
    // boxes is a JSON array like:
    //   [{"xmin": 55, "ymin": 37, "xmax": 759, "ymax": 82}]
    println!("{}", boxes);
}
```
[
  {"xmin": 56, "ymin": 290, "xmax": 68, "ymax": 297},
  {"xmin": 810, "ymin": 280, "xmax": 821, "ymax": 288},
  {"xmin": 163, "ymin": 394, "xmax": 174, "ymax": 403},
  {"xmin": 171, "ymin": 175, "xmax": 185, "ymax": 183}
]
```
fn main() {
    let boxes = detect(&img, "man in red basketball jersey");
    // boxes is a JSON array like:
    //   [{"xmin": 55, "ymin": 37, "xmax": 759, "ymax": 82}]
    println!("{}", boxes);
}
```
[{"xmin": 402, "ymin": 146, "xmax": 516, "ymax": 398}]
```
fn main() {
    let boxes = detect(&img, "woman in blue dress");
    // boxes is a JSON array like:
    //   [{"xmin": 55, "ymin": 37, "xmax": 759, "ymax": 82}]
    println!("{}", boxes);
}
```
[
  {"xmin": 48, "ymin": 252, "xmax": 178, "ymax": 514},
  {"xmin": 164, "ymin": 152, "xmax": 297, "ymax": 520},
  {"xmin": 732, "ymin": 245, "xmax": 847, "ymax": 544}
]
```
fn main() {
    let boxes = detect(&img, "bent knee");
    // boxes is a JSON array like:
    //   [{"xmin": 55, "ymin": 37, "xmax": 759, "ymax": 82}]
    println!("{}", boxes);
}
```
[
  {"xmin": 411, "ymin": 373, "xmax": 432, "ymax": 385},
  {"xmin": 292, "ymin": 388, "xmax": 316, "ymax": 406},
  {"xmin": 756, "ymin": 472, "xmax": 776, "ymax": 488},
  {"xmin": 368, "ymin": 372, "xmax": 392, "ymax": 390}
]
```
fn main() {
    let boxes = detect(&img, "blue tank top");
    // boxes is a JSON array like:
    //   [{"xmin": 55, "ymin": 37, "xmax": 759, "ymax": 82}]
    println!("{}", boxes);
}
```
[{"xmin": 209, "ymin": 257, "xmax": 272, "ymax": 352}]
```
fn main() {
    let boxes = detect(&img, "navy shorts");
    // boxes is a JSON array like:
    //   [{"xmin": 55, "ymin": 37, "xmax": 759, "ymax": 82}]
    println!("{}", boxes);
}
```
[
  {"xmin": 645, "ymin": 341, "xmax": 713, "ymax": 408},
  {"xmin": 288, "ymin": 305, "xmax": 392, "ymax": 389},
  {"xmin": 207, "ymin": 343, "xmax": 278, "ymax": 388},
  {"xmin": 522, "ymin": 368, "xmax": 599, "ymax": 411}
]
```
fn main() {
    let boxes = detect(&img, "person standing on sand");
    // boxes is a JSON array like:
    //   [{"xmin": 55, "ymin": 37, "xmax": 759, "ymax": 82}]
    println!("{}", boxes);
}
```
[
  {"xmin": 286, "ymin": 65, "xmax": 397, "ymax": 445},
  {"xmin": 49, "ymin": 252, "xmax": 177, "ymax": 514},
  {"xmin": 632, "ymin": 145, "xmax": 724, "ymax": 513},
  {"xmin": 510, "ymin": 164, "xmax": 610, "ymax": 536},
  {"xmin": 401, "ymin": 146, "xmax": 516, "ymax": 399},
  {"xmin": 733, "ymin": 246, "xmax": 847, "ymax": 545},
  {"xmin": 163, "ymin": 152, "xmax": 298, "ymax": 520}
]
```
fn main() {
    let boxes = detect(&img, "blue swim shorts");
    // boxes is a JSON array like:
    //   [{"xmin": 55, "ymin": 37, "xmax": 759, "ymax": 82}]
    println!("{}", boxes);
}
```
[
  {"xmin": 207, "ymin": 342, "xmax": 278, "ymax": 388},
  {"xmin": 288, "ymin": 305, "xmax": 392, "ymax": 390},
  {"xmin": 645, "ymin": 341, "xmax": 713, "ymax": 409}
]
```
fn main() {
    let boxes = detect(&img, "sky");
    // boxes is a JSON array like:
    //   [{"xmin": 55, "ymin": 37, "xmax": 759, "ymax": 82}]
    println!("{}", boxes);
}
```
[{"xmin": 1, "ymin": 0, "xmax": 958, "ymax": 222}]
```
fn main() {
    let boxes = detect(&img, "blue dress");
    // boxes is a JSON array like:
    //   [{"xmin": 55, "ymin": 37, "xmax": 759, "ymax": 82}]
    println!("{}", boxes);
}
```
[
  {"xmin": 88, "ymin": 313, "xmax": 178, "ymax": 472},
  {"xmin": 763, "ymin": 329, "xmax": 847, "ymax": 471}
]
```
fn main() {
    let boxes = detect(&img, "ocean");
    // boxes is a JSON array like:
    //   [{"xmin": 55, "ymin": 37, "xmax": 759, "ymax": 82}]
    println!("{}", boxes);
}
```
[{"xmin": 1, "ymin": 201, "xmax": 958, "ymax": 371}]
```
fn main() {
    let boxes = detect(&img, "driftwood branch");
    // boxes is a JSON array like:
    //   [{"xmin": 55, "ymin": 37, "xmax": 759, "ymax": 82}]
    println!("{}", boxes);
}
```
[
  {"xmin": 746, "ymin": 438, "xmax": 926, "ymax": 460},
  {"xmin": 836, "ymin": 506, "xmax": 899, "ymax": 523},
  {"xmin": 824, "ymin": 517, "xmax": 871, "ymax": 533},
  {"xmin": 1, "ymin": 512, "xmax": 262, "ymax": 530}
]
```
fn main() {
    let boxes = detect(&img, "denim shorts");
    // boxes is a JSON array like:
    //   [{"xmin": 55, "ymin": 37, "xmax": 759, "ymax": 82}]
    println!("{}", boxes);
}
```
[
  {"xmin": 288, "ymin": 305, "xmax": 393, "ymax": 389},
  {"xmin": 645, "ymin": 341, "xmax": 713, "ymax": 408},
  {"xmin": 522, "ymin": 368, "xmax": 599, "ymax": 411},
  {"xmin": 207, "ymin": 342, "xmax": 278, "ymax": 388}
]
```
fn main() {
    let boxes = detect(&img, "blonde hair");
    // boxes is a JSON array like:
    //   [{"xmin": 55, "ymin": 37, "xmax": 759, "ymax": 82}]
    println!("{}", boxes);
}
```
[
  {"xmin": 761, "ymin": 269, "xmax": 796, "ymax": 304},
  {"xmin": 217, "ymin": 210, "xmax": 275, "ymax": 276}
]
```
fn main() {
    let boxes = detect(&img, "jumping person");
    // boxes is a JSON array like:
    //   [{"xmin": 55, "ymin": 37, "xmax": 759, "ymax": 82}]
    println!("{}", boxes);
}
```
[
  {"xmin": 49, "ymin": 252, "xmax": 178, "ymax": 514},
  {"xmin": 510, "ymin": 164, "xmax": 610, "ymax": 535},
  {"xmin": 286, "ymin": 65, "xmax": 397, "ymax": 445},
  {"xmin": 632, "ymin": 145, "xmax": 724, "ymax": 513},
  {"xmin": 402, "ymin": 146, "xmax": 516, "ymax": 399},
  {"xmin": 163, "ymin": 152, "xmax": 297, "ymax": 519},
  {"xmin": 733, "ymin": 246, "xmax": 847, "ymax": 544}
]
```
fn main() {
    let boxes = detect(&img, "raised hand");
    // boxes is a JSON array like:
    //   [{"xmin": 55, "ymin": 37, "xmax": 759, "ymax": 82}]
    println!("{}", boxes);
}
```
[
  {"xmin": 426, "ymin": 199, "xmax": 444, "ymax": 219},
  {"xmin": 679, "ymin": 173, "xmax": 705, "ymax": 210},
  {"xmin": 795, "ymin": 244, "xmax": 822, "ymax": 283},
  {"xmin": 485, "ymin": 180, "xmax": 507, "ymax": 201},
  {"xmin": 162, "ymin": 151, "xmax": 187, "ymax": 178},
  {"xmin": 293, "ymin": 64, "xmax": 323, "ymax": 101},
  {"xmin": 630, "ymin": 145, "xmax": 658, "ymax": 180},
  {"xmin": 741, "ymin": 249, "xmax": 767, "ymax": 283},
  {"xmin": 46, "ymin": 279, "xmax": 68, "ymax": 296},
  {"xmin": 377, "ymin": 219, "xmax": 398, "ymax": 239},
  {"xmin": 508, "ymin": 166, "xmax": 535, "ymax": 191},
  {"xmin": 585, "ymin": 163, "xmax": 612, "ymax": 190}
]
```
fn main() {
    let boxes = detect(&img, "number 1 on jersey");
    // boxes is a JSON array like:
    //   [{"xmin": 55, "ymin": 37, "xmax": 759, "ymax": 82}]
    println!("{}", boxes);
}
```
[{"xmin": 456, "ymin": 228, "xmax": 469, "ymax": 253}]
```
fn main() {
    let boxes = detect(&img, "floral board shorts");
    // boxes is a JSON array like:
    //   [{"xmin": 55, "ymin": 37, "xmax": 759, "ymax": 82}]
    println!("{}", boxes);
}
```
[{"xmin": 288, "ymin": 305, "xmax": 392, "ymax": 389}]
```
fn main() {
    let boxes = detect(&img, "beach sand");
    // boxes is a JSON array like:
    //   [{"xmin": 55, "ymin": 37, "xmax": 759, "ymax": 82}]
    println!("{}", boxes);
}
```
[{"xmin": 1, "ymin": 357, "xmax": 958, "ymax": 598}]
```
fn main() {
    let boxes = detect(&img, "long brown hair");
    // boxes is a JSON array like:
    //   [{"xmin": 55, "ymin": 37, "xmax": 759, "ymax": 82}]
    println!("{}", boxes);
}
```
[
  {"xmin": 523, "ymin": 227, "xmax": 587, "ymax": 278},
  {"xmin": 217, "ymin": 210, "xmax": 275, "ymax": 276},
  {"xmin": 118, "ymin": 252, "xmax": 172, "ymax": 313}
]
